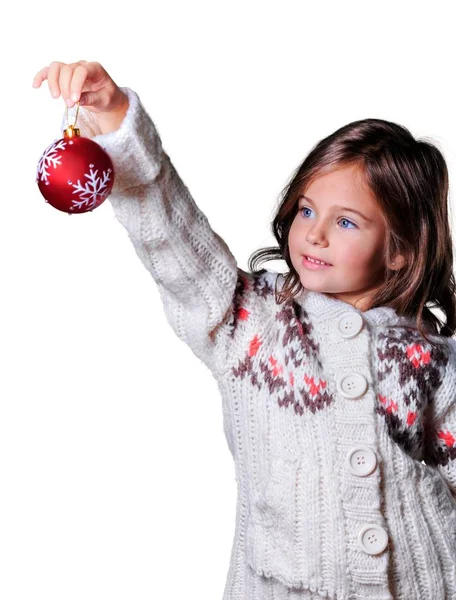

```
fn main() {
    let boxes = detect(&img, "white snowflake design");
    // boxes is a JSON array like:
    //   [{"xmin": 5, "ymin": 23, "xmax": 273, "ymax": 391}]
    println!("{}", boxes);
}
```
[
  {"xmin": 67, "ymin": 164, "xmax": 112, "ymax": 210},
  {"xmin": 36, "ymin": 138, "xmax": 67, "ymax": 183}
]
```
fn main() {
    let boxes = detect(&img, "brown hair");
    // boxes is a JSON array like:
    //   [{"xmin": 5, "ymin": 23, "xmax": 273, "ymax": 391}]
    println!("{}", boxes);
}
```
[{"xmin": 247, "ymin": 118, "xmax": 456, "ymax": 348}]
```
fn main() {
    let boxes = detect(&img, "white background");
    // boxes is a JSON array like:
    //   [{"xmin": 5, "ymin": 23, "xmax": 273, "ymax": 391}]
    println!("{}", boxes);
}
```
[{"xmin": 2, "ymin": 1, "xmax": 456, "ymax": 598}]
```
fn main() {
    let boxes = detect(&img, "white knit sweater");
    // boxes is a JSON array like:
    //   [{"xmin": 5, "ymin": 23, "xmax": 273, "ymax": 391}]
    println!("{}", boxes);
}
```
[{"xmin": 62, "ymin": 87, "xmax": 456, "ymax": 600}]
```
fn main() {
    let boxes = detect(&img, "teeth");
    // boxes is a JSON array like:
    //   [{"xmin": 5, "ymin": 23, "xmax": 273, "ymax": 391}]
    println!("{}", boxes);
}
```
[{"xmin": 306, "ymin": 256, "xmax": 329, "ymax": 265}]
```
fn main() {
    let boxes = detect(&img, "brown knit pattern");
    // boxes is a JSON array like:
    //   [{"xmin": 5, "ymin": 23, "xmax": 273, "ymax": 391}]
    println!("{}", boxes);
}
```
[
  {"xmin": 230, "ymin": 270, "xmax": 334, "ymax": 417},
  {"xmin": 374, "ymin": 327, "xmax": 449, "ymax": 460},
  {"xmin": 227, "ymin": 270, "xmax": 456, "ymax": 468}
]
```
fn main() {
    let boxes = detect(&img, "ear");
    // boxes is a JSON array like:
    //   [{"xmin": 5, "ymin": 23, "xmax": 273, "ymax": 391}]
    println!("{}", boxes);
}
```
[{"xmin": 389, "ymin": 253, "xmax": 407, "ymax": 271}]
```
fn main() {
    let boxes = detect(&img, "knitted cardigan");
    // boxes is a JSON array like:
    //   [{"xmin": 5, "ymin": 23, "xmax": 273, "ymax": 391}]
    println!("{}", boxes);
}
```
[{"xmin": 61, "ymin": 87, "xmax": 456, "ymax": 600}]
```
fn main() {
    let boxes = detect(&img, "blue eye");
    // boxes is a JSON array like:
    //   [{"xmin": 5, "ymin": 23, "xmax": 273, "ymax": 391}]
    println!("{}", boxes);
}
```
[
  {"xmin": 299, "ymin": 207, "xmax": 357, "ymax": 229},
  {"xmin": 339, "ymin": 218, "xmax": 357, "ymax": 229}
]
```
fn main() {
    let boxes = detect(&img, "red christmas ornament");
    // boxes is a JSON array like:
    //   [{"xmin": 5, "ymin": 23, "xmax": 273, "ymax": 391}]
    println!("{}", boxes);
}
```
[{"xmin": 36, "ymin": 102, "xmax": 115, "ymax": 214}]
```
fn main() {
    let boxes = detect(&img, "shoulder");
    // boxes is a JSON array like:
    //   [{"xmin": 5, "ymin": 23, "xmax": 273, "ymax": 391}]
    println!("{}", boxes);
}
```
[
  {"xmin": 207, "ymin": 268, "xmax": 282, "ymax": 377},
  {"xmin": 426, "ymin": 335, "xmax": 456, "ymax": 421},
  {"xmin": 235, "ymin": 268, "xmax": 282, "ymax": 302},
  {"xmin": 441, "ymin": 336, "xmax": 456, "ymax": 379},
  {"xmin": 444, "ymin": 336, "xmax": 456, "ymax": 353},
  {"xmin": 392, "ymin": 316, "xmax": 454, "ymax": 360},
  {"xmin": 213, "ymin": 268, "xmax": 281, "ymax": 338}
]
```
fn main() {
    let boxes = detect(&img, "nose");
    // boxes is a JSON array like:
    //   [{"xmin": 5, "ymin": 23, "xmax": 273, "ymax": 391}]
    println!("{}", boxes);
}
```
[{"xmin": 306, "ymin": 222, "xmax": 328, "ymax": 245}]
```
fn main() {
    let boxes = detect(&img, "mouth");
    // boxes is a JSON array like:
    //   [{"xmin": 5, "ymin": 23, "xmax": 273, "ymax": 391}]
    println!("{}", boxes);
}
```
[{"xmin": 302, "ymin": 255, "xmax": 333, "ymax": 269}]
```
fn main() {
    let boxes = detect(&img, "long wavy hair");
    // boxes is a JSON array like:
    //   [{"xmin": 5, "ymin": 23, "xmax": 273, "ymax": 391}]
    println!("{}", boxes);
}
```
[{"xmin": 247, "ymin": 118, "xmax": 456, "ymax": 347}]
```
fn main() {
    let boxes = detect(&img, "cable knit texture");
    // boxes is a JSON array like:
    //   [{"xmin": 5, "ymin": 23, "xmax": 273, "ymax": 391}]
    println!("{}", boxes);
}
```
[{"xmin": 63, "ymin": 87, "xmax": 456, "ymax": 599}]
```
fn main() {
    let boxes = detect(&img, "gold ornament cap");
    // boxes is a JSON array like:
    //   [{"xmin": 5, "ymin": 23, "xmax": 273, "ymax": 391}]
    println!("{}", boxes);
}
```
[
  {"xmin": 63, "ymin": 101, "xmax": 81, "ymax": 138},
  {"xmin": 63, "ymin": 124, "xmax": 81, "ymax": 138}
]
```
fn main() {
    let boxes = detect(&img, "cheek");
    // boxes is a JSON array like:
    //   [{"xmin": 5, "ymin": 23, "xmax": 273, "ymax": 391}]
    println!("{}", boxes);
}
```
[
  {"xmin": 339, "ymin": 238, "xmax": 383, "ymax": 269},
  {"xmin": 288, "ymin": 221, "xmax": 300, "ymax": 254},
  {"xmin": 336, "ymin": 237, "xmax": 376, "ymax": 266}
]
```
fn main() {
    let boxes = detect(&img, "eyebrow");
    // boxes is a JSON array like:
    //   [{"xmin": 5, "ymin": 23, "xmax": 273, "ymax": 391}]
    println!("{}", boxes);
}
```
[{"xmin": 299, "ymin": 195, "xmax": 373, "ymax": 223}]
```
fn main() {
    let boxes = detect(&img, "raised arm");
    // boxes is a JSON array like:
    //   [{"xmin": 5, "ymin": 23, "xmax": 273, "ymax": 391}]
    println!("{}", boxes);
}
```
[{"xmin": 61, "ymin": 87, "xmax": 240, "ymax": 375}]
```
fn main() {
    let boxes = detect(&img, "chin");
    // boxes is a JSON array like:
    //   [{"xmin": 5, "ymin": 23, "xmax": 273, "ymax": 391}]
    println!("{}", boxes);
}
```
[{"xmin": 300, "ymin": 280, "xmax": 328, "ymax": 292}]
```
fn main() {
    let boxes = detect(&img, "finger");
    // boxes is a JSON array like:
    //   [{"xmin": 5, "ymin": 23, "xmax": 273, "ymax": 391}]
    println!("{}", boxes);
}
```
[
  {"xmin": 69, "ymin": 64, "xmax": 89, "ymax": 104},
  {"xmin": 60, "ymin": 64, "xmax": 76, "ymax": 106},
  {"xmin": 46, "ymin": 61, "xmax": 66, "ymax": 99},
  {"xmin": 32, "ymin": 66, "xmax": 49, "ymax": 88}
]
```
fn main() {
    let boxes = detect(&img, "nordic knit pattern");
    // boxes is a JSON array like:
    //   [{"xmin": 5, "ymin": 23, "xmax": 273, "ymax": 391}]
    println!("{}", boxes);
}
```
[{"xmin": 63, "ymin": 87, "xmax": 456, "ymax": 600}]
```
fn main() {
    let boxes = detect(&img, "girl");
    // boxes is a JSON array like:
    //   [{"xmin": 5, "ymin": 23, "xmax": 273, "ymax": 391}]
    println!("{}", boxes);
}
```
[{"xmin": 33, "ymin": 61, "xmax": 456, "ymax": 599}]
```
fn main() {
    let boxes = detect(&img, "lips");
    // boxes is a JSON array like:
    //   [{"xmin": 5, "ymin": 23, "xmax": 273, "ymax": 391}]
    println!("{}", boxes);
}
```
[{"xmin": 303, "ymin": 254, "xmax": 332, "ymax": 266}]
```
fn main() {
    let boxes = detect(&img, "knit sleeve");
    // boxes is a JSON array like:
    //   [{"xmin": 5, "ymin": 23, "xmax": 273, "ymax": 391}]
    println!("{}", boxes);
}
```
[
  {"xmin": 423, "ymin": 338, "xmax": 456, "ymax": 499},
  {"xmin": 60, "ymin": 86, "xmax": 239, "ymax": 375}
]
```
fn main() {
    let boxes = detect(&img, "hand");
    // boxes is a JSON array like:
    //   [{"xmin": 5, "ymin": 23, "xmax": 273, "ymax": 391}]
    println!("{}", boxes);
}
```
[{"xmin": 32, "ymin": 60, "xmax": 128, "ymax": 116}]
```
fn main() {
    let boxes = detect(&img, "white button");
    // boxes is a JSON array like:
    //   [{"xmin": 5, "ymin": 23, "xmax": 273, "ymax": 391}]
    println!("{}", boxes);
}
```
[
  {"xmin": 357, "ymin": 524, "xmax": 388, "ymax": 555},
  {"xmin": 345, "ymin": 446, "xmax": 377, "ymax": 476},
  {"xmin": 336, "ymin": 373, "xmax": 368, "ymax": 399},
  {"xmin": 335, "ymin": 312, "xmax": 364, "ymax": 338}
]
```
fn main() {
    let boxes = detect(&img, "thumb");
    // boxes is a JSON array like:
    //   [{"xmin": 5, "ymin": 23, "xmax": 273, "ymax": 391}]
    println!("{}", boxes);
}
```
[{"xmin": 79, "ymin": 92, "xmax": 92, "ymax": 106}]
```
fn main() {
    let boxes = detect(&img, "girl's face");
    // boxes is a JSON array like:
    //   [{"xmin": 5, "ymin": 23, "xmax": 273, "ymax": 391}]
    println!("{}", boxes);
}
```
[{"xmin": 288, "ymin": 164, "xmax": 395, "ymax": 312}]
